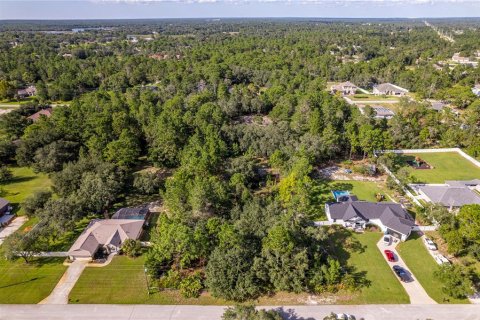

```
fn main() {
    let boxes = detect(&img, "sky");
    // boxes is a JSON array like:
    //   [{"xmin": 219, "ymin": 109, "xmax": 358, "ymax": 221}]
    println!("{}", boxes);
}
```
[{"xmin": 1, "ymin": 0, "xmax": 480, "ymax": 20}]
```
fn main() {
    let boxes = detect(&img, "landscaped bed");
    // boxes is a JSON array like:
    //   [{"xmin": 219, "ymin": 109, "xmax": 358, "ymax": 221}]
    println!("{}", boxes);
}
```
[
  {"xmin": 401, "ymin": 152, "xmax": 480, "ymax": 183},
  {"xmin": 0, "ymin": 257, "xmax": 66, "ymax": 304},
  {"xmin": 396, "ymin": 233, "xmax": 469, "ymax": 304}
]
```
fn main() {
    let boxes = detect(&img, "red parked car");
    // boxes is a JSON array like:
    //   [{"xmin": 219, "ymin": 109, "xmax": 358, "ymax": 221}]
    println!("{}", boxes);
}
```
[{"xmin": 384, "ymin": 250, "xmax": 395, "ymax": 262}]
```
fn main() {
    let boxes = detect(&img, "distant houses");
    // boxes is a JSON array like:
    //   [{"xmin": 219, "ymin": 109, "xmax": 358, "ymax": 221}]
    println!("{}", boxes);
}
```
[
  {"xmin": 330, "ymin": 81, "xmax": 358, "ymax": 96},
  {"xmin": 16, "ymin": 85, "xmax": 37, "ymax": 99},
  {"xmin": 325, "ymin": 198, "xmax": 415, "ymax": 241},
  {"xmin": 28, "ymin": 108, "xmax": 53, "ymax": 122},
  {"xmin": 452, "ymin": 53, "xmax": 478, "ymax": 67},
  {"xmin": 359, "ymin": 105, "xmax": 395, "ymax": 119},
  {"xmin": 372, "ymin": 83, "xmax": 408, "ymax": 96},
  {"xmin": 472, "ymin": 84, "xmax": 480, "ymax": 97}
]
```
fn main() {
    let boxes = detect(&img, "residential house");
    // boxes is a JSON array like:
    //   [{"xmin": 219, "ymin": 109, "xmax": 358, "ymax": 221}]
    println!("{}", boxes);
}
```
[
  {"xmin": 411, "ymin": 180, "xmax": 480, "ymax": 210},
  {"xmin": 372, "ymin": 83, "xmax": 408, "ymax": 96},
  {"xmin": 452, "ymin": 53, "xmax": 478, "ymax": 67},
  {"xmin": 0, "ymin": 198, "xmax": 10, "ymax": 215},
  {"xmin": 325, "ymin": 200, "xmax": 415, "ymax": 241},
  {"xmin": 429, "ymin": 100, "xmax": 448, "ymax": 112},
  {"xmin": 360, "ymin": 105, "xmax": 395, "ymax": 119},
  {"xmin": 68, "ymin": 219, "xmax": 145, "ymax": 261},
  {"xmin": 16, "ymin": 86, "xmax": 37, "ymax": 99},
  {"xmin": 0, "ymin": 198, "xmax": 14, "ymax": 227},
  {"xmin": 330, "ymin": 81, "xmax": 358, "ymax": 96},
  {"xmin": 27, "ymin": 108, "xmax": 53, "ymax": 122}
]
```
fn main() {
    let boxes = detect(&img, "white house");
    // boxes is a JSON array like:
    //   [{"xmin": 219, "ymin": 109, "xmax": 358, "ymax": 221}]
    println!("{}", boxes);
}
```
[{"xmin": 372, "ymin": 83, "xmax": 408, "ymax": 96}]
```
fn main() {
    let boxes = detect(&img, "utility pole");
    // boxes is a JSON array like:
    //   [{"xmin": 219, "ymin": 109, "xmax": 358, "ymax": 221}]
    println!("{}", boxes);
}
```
[{"xmin": 143, "ymin": 266, "xmax": 151, "ymax": 295}]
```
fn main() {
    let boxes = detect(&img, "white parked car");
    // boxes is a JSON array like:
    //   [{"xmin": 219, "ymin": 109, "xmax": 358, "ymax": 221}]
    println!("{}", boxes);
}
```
[
  {"xmin": 434, "ymin": 254, "xmax": 450, "ymax": 265},
  {"xmin": 424, "ymin": 237, "xmax": 437, "ymax": 251},
  {"xmin": 335, "ymin": 313, "xmax": 356, "ymax": 320},
  {"xmin": 383, "ymin": 235, "xmax": 392, "ymax": 246}
]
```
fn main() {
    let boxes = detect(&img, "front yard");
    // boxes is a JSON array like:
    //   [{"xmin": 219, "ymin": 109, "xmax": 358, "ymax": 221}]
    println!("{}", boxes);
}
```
[
  {"xmin": 331, "ymin": 232, "xmax": 410, "ymax": 304},
  {"xmin": 0, "ymin": 257, "xmax": 66, "ymax": 304},
  {"xmin": 403, "ymin": 152, "xmax": 480, "ymax": 183},
  {"xmin": 68, "ymin": 255, "xmax": 226, "ymax": 305},
  {"xmin": 396, "ymin": 233, "xmax": 469, "ymax": 304}
]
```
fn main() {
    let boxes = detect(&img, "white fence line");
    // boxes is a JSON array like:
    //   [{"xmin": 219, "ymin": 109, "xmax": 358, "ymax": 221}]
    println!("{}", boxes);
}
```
[
  {"xmin": 376, "ymin": 148, "xmax": 480, "ymax": 168},
  {"xmin": 378, "ymin": 163, "xmax": 424, "ymax": 208}
]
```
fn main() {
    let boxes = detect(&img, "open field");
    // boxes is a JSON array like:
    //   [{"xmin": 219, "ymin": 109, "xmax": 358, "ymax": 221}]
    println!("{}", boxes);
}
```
[
  {"xmin": 349, "ymin": 94, "xmax": 400, "ymax": 102},
  {"xmin": 402, "ymin": 152, "xmax": 480, "ymax": 183},
  {"xmin": 331, "ymin": 231, "xmax": 410, "ymax": 304},
  {"xmin": 0, "ymin": 167, "xmax": 51, "ymax": 216},
  {"xmin": 0, "ymin": 257, "xmax": 66, "ymax": 304},
  {"xmin": 396, "ymin": 233, "xmax": 469, "ymax": 304}
]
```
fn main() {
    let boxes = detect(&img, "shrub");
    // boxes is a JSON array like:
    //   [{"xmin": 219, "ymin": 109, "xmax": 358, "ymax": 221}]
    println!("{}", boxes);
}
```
[
  {"xmin": 121, "ymin": 239, "xmax": 142, "ymax": 258},
  {"xmin": 179, "ymin": 272, "xmax": 203, "ymax": 298},
  {"xmin": 158, "ymin": 269, "xmax": 182, "ymax": 289},
  {"xmin": 0, "ymin": 166, "xmax": 13, "ymax": 182}
]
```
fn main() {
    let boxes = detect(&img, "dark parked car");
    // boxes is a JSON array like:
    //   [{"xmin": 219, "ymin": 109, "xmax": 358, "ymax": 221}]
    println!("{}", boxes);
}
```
[
  {"xmin": 392, "ymin": 265, "xmax": 411, "ymax": 282},
  {"xmin": 384, "ymin": 249, "xmax": 395, "ymax": 262}
]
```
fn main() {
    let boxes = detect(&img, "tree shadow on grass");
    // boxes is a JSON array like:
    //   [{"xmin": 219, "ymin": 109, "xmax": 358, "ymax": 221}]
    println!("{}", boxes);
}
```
[
  {"xmin": 2, "ymin": 175, "xmax": 36, "ymax": 186},
  {"xmin": 330, "ymin": 182, "xmax": 354, "ymax": 192},
  {"xmin": 326, "ymin": 227, "xmax": 365, "ymax": 265},
  {"xmin": 0, "ymin": 276, "xmax": 44, "ymax": 289}
]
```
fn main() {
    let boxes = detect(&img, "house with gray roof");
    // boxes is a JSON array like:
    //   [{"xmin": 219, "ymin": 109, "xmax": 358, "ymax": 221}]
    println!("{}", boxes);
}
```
[
  {"xmin": 325, "ymin": 201, "xmax": 415, "ymax": 241},
  {"xmin": 372, "ymin": 83, "xmax": 408, "ymax": 96},
  {"xmin": 68, "ymin": 219, "xmax": 145, "ymax": 261},
  {"xmin": 412, "ymin": 180, "xmax": 480, "ymax": 209}
]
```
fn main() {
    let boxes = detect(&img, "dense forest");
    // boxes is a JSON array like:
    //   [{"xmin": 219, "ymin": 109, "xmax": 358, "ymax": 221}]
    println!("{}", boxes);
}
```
[{"xmin": 0, "ymin": 18, "xmax": 479, "ymax": 301}]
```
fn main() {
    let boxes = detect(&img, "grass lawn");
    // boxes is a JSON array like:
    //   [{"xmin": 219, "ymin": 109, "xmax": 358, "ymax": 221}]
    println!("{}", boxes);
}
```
[
  {"xmin": 69, "ymin": 255, "xmax": 227, "ymax": 305},
  {"xmin": 402, "ymin": 152, "xmax": 480, "ymax": 183},
  {"xmin": 349, "ymin": 94, "xmax": 399, "ymax": 102},
  {"xmin": 331, "ymin": 231, "xmax": 409, "ymax": 304},
  {"xmin": 0, "ymin": 257, "xmax": 66, "ymax": 304},
  {"xmin": 0, "ymin": 167, "xmax": 51, "ymax": 216},
  {"xmin": 396, "ymin": 233, "xmax": 469, "ymax": 304}
]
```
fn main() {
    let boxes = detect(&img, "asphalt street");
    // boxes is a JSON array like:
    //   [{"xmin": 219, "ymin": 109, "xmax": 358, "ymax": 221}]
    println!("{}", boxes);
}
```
[{"xmin": 0, "ymin": 304, "xmax": 479, "ymax": 320}]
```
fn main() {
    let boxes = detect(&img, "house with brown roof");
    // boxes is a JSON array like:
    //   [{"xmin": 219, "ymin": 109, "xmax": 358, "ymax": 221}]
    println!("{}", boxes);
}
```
[
  {"xmin": 330, "ymin": 81, "xmax": 358, "ymax": 96},
  {"xmin": 28, "ymin": 108, "xmax": 53, "ymax": 122},
  {"xmin": 68, "ymin": 219, "xmax": 145, "ymax": 261}
]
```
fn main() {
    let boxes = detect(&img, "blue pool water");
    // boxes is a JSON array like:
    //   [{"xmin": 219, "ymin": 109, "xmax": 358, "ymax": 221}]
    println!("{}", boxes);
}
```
[{"xmin": 332, "ymin": 190, "xmax": 350, "ymax": 201}]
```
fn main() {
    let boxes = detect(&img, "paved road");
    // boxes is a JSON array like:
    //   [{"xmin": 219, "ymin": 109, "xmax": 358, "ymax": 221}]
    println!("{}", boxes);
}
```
[
  {"xmin": 39, "ymin": 260, "xmax": 87, "ymax": 305},
  {"xmin": 0, "ymin": 304, "xmax": 479, "ymax": 320},
  {"xmin": 0, "ymin": 216, "xmax": 27, "ymax": 245},
  {"xmin": 377, "ymin": 238, "xmax": 436, "ymax": 304}
]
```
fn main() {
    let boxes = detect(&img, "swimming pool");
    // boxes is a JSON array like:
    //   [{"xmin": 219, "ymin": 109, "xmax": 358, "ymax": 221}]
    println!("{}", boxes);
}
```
[{"xmin": 332, "ymin": 190, "xmax": 350, "ymax": 201}]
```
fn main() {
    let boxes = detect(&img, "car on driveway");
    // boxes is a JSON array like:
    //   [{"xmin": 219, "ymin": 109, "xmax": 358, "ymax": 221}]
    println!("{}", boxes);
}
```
[
  {"xmin": 434, "ymin": 254, "xmax": 450, "ymax": 265},
  {"xmin": 383, "ymin": 234, "xmax": 392, "ymax": 246},
  {"xmin": 424, "ymin": 237, "xmax": 437, "ymax": 251},
  {"xmin": 392, "ymin": 265, "xmax": 411, "ymax": 282},
  {"xmin": 384, "ymin": 249, "xmax": 395, "ymax": 262}
]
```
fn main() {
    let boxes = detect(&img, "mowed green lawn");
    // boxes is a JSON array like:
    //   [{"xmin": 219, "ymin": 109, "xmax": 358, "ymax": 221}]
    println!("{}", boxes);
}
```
[
  {"xmin": 0, "ymin": 257, "xmax": 66, "ymax": 304},
  {"xmin": 404, "ymin": 152, "xmax": 480, "ymax": 183},
  {"xmin": 0, "ymin": 167, "xmax": 51, "ymax": 216},
  {"xmin": 329, "ymin": 180, "xmax": 386, "ymax": 202},
  {"xmin": 336, "ymin": 232, "xmax": 409, "ymax": 304},
  {"xmin": 396, "ymin": 233, "xmax": 469, "ymax": 304},
  {"xmin": 69, "ymin": 256, "xmax": 226, "ymax": 305}
]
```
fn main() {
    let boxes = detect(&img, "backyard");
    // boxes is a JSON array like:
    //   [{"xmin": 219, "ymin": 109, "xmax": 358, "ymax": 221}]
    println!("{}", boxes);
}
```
[
  {"xmin": 402, "ymin": 152, "xmax": 480, "ymax": 183},
  {"xmin": 396, "ymin": 233, "xmax": 469, "ymax": 304},
  {"xmin": 0, "ymin": 166, "xmax": 51, "ymax": 216},
  {"xmin": 0, "ymin": 257, "xmax": 66, "ymax": 304}
]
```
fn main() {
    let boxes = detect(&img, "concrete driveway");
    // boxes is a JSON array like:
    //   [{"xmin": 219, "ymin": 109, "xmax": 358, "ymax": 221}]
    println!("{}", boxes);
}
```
[
  {"xmin": 0, "ymin": 216, "xmax": 27, "ymax": 245},
  {"xmin": 39, "ymin": 260, "xmax": 87, "ymax": 305},
  {"xmin": 377, "ymin": 238, "xmax": 436, "ymax": 304}
]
